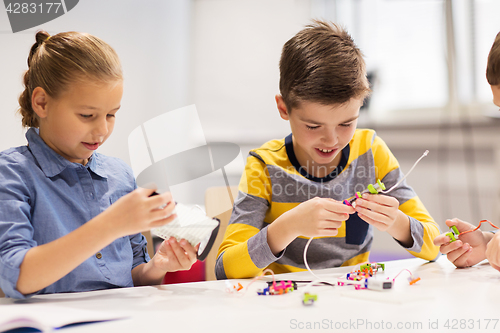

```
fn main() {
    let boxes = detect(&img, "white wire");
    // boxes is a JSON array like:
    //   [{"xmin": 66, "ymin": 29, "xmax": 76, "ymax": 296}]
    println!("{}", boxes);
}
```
[
  {"xmin": 302, "ymin": 150, "xmax": 429, "ymax": 288},
  {"xmin": 380, "ymin": 150, "xmax": 429, "ymax": 194},
  {"xmin": 304, "ymin": 237, "xmax": 322, "ymax": 281},
  {"xmin": 303, "ymin": 237, "xmax": 339, "ymax": 291}
]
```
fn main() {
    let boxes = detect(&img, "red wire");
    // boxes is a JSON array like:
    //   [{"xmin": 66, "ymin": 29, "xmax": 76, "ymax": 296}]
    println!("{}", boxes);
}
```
[{"xmin": 459, "ymin": 220, "xmax": 500, "ymax": 236}]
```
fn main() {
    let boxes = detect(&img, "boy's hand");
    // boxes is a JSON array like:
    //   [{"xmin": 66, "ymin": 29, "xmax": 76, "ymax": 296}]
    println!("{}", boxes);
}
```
[
  {"xmin": 268, "ymin": 197, "xmax": 355, "ymax": 254},
  {"xmin": 104, "ymin": 188, "xmax": 177, "ymax": 238},
  {"xmin": 152, "ymin": 237, "xmax": 199, "ymax": 272},
  {"xmin": 290, "ymin": 197, "xmax": 355, "ymax": 238},
  {"xmin": 433, "ymin": 218, "xmax": 488, "ymax": 268},
  {"xmin": 486, "ymin": 233, "xmax": 500, "ymax": 272},
  {"xmin": 354, "ymin": 193, "xmax": 401, "ymax": 232}
]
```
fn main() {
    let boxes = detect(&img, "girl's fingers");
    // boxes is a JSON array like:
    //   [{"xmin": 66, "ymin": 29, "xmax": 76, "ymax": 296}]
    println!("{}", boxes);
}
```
[
  {"xmin": 147, "ymin": 192, "xmax": 174, "ymax": 211},
  {"xmin": 433, "ymin": 234, "xmax": 452, "ymax": 246},
  {"xmin": 438, "ymin": 240, "xmax": 463, "ymax": 255},
  {"xmin": 169, "ymin": 238, "xmax": 196, "ymax": 268},
  {"xmin": 447, "ymin": 244, "xmax": 472, "ymax": 267},
  {"xmin": 149, "ymin": 213, "xmax": 177, "ymax": 228}
]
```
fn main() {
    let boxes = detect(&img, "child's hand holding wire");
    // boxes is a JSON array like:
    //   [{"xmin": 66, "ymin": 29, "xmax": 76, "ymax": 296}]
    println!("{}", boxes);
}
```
[
  {"xmin": 267, "ymin": 197, "xmax": 354, "ymax": 255},
  {"xmin": 433, "ymin": 218, "xmax": 490, "ymax": 268},
  {"xmin": 353, "ymin": 193, "xmax": 401, "ymax": 231},
  {"xmin": 354, "ymin": 193, "xmax": 413, "ymax": 246}
]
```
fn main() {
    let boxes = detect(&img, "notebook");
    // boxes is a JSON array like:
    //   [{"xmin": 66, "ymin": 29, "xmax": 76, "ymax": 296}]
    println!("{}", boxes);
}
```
[
  {"xmin": 151, "ymin": 203, "xmax": 220, "ymax": 261},
  {"xmin": 0, "ymin": 304, "xmax": 128, "ymax": 333}
]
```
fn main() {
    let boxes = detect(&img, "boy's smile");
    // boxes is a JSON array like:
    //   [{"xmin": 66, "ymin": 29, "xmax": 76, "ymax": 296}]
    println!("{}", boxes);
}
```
[
  {"xmin": 276, "ymin": 96, "xmax": 363, "ymax": 178},
  {"xmin": 32, "ymin": 80, "xmax": 123, "ymax": 165}
]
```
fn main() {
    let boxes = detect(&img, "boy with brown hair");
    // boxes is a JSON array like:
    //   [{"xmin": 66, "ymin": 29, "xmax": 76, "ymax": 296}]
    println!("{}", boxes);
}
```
[
  {"xmin": 216, "ymin": 20, "xmax": 440, "ymax": 279},
  {"xmin": 433, "ymin": 32, "xmax": 500, "ymax": 271}
]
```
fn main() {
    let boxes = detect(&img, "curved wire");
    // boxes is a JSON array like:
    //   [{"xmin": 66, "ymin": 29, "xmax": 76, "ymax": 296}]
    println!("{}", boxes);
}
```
[
  {"xmin": 459, "ymin": 219, "xmax": 500, "ymax": 236},
  {"xmin": 380, "ymin": 150, "xmax": 429, "ymax": 194}
]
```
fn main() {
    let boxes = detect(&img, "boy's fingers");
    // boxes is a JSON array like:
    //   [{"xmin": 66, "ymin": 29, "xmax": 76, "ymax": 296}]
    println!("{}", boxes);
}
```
[
  {"xmin": 361, "ymin": 193, "xmax": 398, "ymax": 207},
  {"xmin": 324, "ymin": 211, "xmax": 350, "ymax": 222},
  {"xmin": 356, "ymin": 206, "xmax": 387, "ymax": 223},
  {"xmin": 316, "ymin": 228, "xmax": 339, "ymax": 237},
  {"xmin": 320, "ymin": 220, "xmax": 342, "ymax": 230},
  {"xmin": 324, "ymin": 199, "xmax": 355, "ymax": 214},
  {"xmin": 358, "ymin": 214, "xmax": 389, "ymax": 230}
]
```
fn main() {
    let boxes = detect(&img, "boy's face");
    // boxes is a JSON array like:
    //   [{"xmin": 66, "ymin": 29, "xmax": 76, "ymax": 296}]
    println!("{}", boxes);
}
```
[
  {"xmin": 33, "ymin": 80, "xmax": 123, "ymax": 165},
  {"xmin": 276, "ymin": 95, "xmax": 362, "ymax": 178},
  {"xmin": 491, "ymin": 84, "xmax": 500, "ymax": 107}
]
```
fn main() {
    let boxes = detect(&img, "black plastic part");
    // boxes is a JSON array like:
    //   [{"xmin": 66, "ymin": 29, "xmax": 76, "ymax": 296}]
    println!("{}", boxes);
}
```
[{"xmin": 197, "ymin": 218, "xmax": 220, "ymax": 261}]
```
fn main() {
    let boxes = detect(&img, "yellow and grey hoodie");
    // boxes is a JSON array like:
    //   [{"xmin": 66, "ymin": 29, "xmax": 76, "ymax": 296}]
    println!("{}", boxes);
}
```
[{"xmin": 216, "ymin": 129, "xmax": 440, "ymax": 279}]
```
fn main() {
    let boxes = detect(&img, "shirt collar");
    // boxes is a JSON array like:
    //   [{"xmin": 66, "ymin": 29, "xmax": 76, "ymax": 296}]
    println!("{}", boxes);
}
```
[
  {"xmin": 26, "ymin": 128, "xmax": 107, "ymax": 178},
  {"xmin": 284, "ymin": 133, "xmax": 350, "ymax": 182}
]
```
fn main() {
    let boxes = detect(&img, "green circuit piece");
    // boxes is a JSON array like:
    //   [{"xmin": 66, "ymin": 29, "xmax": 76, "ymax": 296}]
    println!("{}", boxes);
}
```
[
  {"xmin": 367, "ymin": 183, "xmax": 378, "ymax": 194},
  {"xmin": 446, "ymin": 231, "xmax": 457, "ymax": 243},
  {"xmin": 377, "ymin": 179, "xmax": 386, "ymax": 191}
]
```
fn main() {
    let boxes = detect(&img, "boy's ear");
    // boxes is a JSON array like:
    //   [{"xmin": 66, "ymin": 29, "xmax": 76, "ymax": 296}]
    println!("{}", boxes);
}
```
[
  {"xmin": 275, "ymin": 95, "xmax": 290, "ymax": 121},
  {"xmin": 31, "ymin": 87, "xmax": 49, "ymax": 118}
]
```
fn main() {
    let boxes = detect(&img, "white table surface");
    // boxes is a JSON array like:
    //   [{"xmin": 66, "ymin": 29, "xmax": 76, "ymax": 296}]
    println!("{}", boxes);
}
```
[{"xmin": 1, "ymin": 255, "xmax": 499, "ymax": 333}]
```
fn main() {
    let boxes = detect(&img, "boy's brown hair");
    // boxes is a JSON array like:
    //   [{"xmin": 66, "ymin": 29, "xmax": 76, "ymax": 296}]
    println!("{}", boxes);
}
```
[
  {"xmin": 279, "ymin": 20, "xmax": 370, "ymax": 111},
  {"xmin": 487, "ymin": 32, "xmax": 500, "ymax": 86}
]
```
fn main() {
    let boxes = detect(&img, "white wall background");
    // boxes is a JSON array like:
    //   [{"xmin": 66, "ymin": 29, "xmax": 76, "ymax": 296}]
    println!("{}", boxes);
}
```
[{"xmin": 0, "ymin": 0, "xmax": 192, "ymax": 165}]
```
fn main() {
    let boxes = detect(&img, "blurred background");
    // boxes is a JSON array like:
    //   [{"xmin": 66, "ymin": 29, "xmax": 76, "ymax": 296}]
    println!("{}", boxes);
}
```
[{"xmin": 1, "ymin": 0, "xmax": 500, "ymax": 261}]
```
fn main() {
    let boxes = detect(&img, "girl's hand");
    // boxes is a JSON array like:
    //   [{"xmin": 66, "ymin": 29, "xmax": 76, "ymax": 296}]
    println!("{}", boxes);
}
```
[
  {"xmin": 486, "ymin": 232, "xmax": 500, "ymax": 271},
  {"xmin": 104, "ymin": 188, "xmax": 177, "ymax": 238},
  {"xmin": 433, "ymin": 218, "xmax": 488, "ymax": 268},
  {"xmin": 152, "ymin": 237, "xmax": 199, "ymax": 272}
]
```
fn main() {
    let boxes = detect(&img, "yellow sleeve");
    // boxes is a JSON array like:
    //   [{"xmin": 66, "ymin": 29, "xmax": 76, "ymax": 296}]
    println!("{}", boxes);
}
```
[{"xmin": 216, "ymin": 154, "xmax": 274, "ymax": 279}]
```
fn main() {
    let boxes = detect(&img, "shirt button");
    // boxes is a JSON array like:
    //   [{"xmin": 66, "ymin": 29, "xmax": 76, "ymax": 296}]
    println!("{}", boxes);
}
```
[
  {"xmin": 89, "ymin": 192, "xmax": 94, "ymax": 199},
  {"xmin": 96, "ymin": 252, "xmax": 102, "ymax": 259}
]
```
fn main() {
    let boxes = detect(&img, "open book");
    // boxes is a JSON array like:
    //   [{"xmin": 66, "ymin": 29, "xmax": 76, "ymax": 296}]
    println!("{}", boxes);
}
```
[
  {"xmin": 151, "ymin": 203, "xmax": 220, "ymax": 261},
  {"xmin": 0, "ymin": 304, "xmax": 128, "ymax": 333}
]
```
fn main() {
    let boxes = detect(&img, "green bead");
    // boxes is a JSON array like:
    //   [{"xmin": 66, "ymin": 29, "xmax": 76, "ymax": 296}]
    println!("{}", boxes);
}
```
[{"xmin": 367, "ymin": 184, "xmax": 378, "ymax": 194}]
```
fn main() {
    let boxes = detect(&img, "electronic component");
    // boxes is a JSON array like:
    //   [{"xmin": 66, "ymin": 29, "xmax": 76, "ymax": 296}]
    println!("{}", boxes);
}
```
[
  {"xmin": 366, "ymin": 279, "xmax": 393, "ymax": 291},
  {"xmin": 343, "ymin": 179, "xmax": 386, "ymax": 206},
  {"xmin": 447, "ymin": 220, "xmax": 500, "ymax": 243},
  {"xmin": 446, "ymin": 225, "xmax": 460, "ymax": 243},
  {"xmin": 302, "ymin": 292, "xmax": 318, "ymax": 305},
  {"xmin": 257, "ymin": 280, "xmax": 297, "ymax": 295},
  {"xmin": 343, "ymin": 150, "xmax": 428, "ymax": 207}
]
